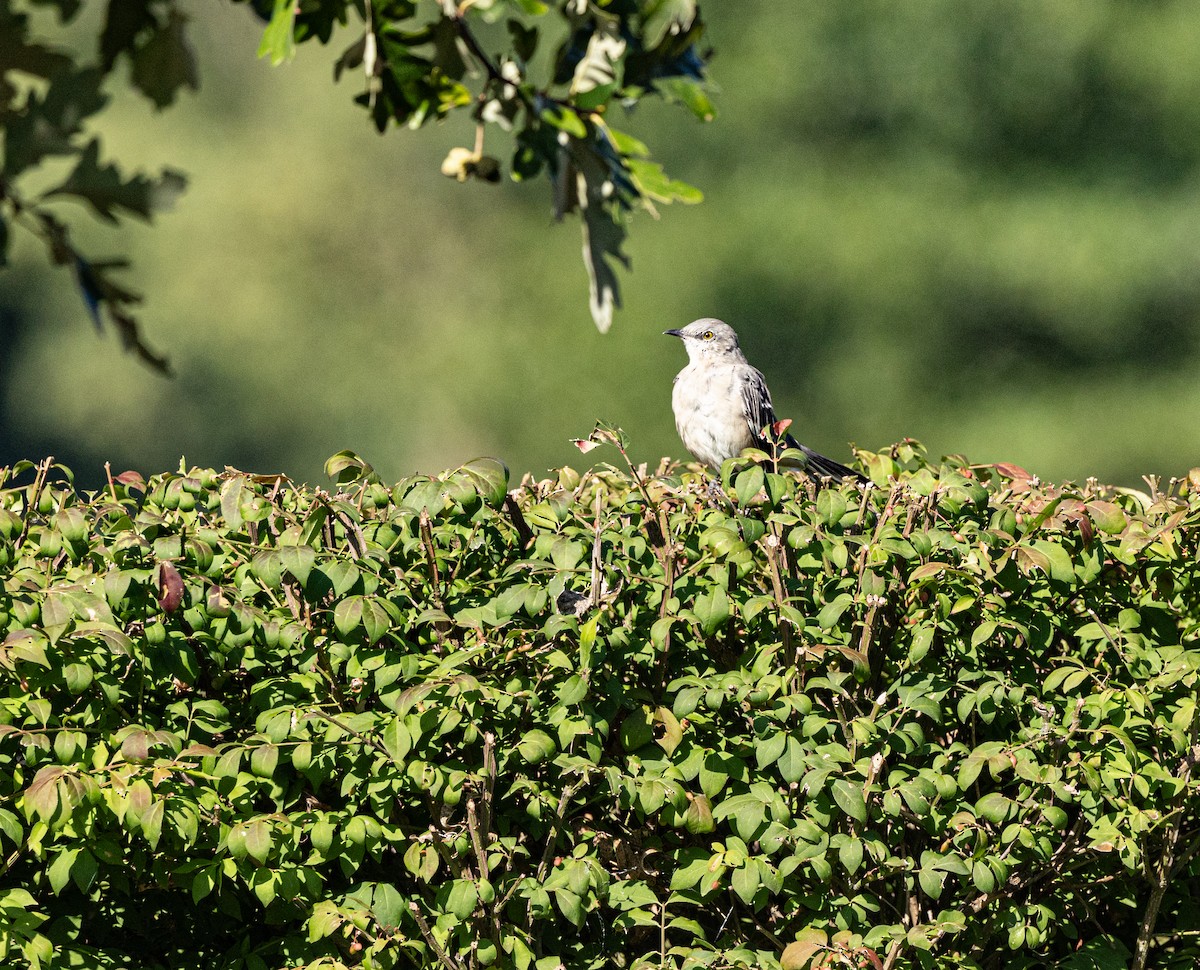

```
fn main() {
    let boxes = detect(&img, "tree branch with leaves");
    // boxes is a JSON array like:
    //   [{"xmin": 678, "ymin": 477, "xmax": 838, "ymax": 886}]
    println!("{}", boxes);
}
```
[{"xmin": 0, "ymin": 0, "xmax": 715, "ymax": 375}]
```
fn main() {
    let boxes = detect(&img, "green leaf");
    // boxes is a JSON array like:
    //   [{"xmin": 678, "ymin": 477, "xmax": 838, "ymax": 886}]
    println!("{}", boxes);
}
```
[
  {"xmin": 70, "ymin": 848, "xmax": 98, "ymax": 894},
  {"xmin": 658, "ymin": 76, "xmax": 716, "ymax": 121},
  {"xmin": 777, "ymin": 737, "xmax": 804, "ymax": 783},
  {"xmin": 669, "ymin": 851, "xmax": 711, "ymax": 891},
  {"xmin": 251, "ymin": 743, "xmax": 279, "ymax": 778},
  {"xmin": 626, "ymin": 158, "xmax": 703, "ymax": 206},
  {"xmin": 831, "ymin": 780, "xmax": 867, "ymax": 824},
  {"xmin": 1032, "ymin": 539, "xmax": 1076, "ymax": 585},
  {"xmin": 382, "ymin": 718, "xmax": 411, "ymax": 763},
  {"xmin": 308, "ymin": 901, "xmax": 341, "ymax": 942},
  {"xmin": 578, "ymin": 613, "xmax": 598, "ymax": 670},
  {"xmin": 816, "ymin": 593, "xmax": 854, "ymax": 630},
  {"xmin": 0, "ymin": 809, "xmax": 23, "ymax": 848},
  {"xmin": 141, "ymin": 800, "xmax": 164, "ymax": 850},
  {"xmin": 731, "ymin": 861, "xmax": 759, "ymax": 904},
  {"xmin": 252, "ymin": 549, "xmax": 283, "ymax": 589},
  {"xmin": 220, "ymin": 476, "xmax": 249, "ymax": 532},
  {"xmin": 693, "ymin": 584, "xmax": 731, "ymax": 636},
  {"xmin": 446, "ymin": 879, "xmax": 478, "ymax": 919},
  {"xmin": 517, "ymin": 729, "xmax": 556, "ymax": 764},
  {"xmin": 714, "ymin": 793, "xmax": 766, "ymax": 841},
  {"xmin": 244, "ymin": 819, "xmax": 271, "ymax": 863},
  {"xmin": 839, "ymin": 837, "xmax": 864, "ymax": 875},
  {"xmin": 541, "ymin": 104, "xmax": 587, "ymax": 139},
  {"xmin": 971, "ymin": 620, "xmax": 998, "ymax": 649},
  {"xmin": 909, "ymin": 624, "xmax": 934, "ymax": 664},
  {"xmin": 755, "ymin": 731, "xmax": 786, "ymax": 771},
  {"xmin": 816, "ymin": 489, "xmax": 847, "ymax": 527},
  {"xmin": 251, "ymin": 868, "xmax": 276, "ymax": 906},
  {"xmin": 458, "ymin": 457, "xmax": 510, "ymax": 507},
  {"xmin": 62, "ymin": 662, "xmax": 93, "ymax": 693},
  {"xmin": 311, "ymin": 818, "xmax": 335, "ymax": 855},
  {"xmin": 44, "ymin": 139, "xmax": 186, "ymax": 224},
  {"xmin": 372, "ymin": 883, "xmax": 404, "ymax": 929},
  {"xmin": 557, "ymin": 674, "xmax": 588, "ymax": 706},
  {"xmin": 47, "ymin": 848, "xmax": 78, "ymax": 894},
  {"xmin": 972, "ymin": 859, "xmax": 996, "ymax": 893},
  {"xmin": 6, "ymin": 630, "xmax": 51, "ymax": 668},
  {"xmin": 360, "ymin": 597, "xmax": 391, "ymax": 642},
  {"xmin": 918, "ymin": 866, "xmax": 944, "ymax": 900},
  {"xmin": 333, "ymin": 595, "xmax": 363, "ymax": 639},
  {"xmin": 320, "ymin": 559, "xmax": 360, "ymax": 597},
  {"xmin": 620, "ymin": 707, "xmax": 655, "ymax": 751},
  {"xmin": 258, "ymin": 0, "xmax": 297, "ymax": 65},
  {"xmin": 279, "ymin": 544, "xmax": 316, "ymax": 586},
  {"xmin": 130, "ymin": 9, "xmax": 199, "ymax": 109},
  {"xmin": 734, "ymin": 465, "xmax": 765, "ymax": 507},
  {"xmin": 976, "ymin": 792, "xmax": 1012, "ymax": 825}
]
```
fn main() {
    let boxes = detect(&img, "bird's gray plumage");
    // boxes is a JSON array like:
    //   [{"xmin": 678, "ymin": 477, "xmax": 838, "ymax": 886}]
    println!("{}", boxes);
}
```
[{"xmin": 665, "ymin": 318, "xmax": 863, "ymax": 484}]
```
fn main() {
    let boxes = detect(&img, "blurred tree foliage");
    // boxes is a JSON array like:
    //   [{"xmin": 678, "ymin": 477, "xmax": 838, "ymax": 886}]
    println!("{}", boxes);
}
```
[
  {"xmin": 2, "ymin": 0, "xmax": 1200, "ymax": 487},
  {"xmin": 1, "ymin": 0, "xmax": 713, "ymax": 357}
]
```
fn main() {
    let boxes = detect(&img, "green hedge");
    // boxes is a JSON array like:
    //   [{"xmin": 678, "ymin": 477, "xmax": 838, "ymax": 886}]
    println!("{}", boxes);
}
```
[{"xmin": 1, "ymin": 438, "xmax": 1199, "ymax": 970}]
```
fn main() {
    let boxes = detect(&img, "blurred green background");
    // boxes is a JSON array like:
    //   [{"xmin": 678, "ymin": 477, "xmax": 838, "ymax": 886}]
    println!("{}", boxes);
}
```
[{"xmin": 4, "ymin": 0, "xmax": 1200, "ymax": 488}]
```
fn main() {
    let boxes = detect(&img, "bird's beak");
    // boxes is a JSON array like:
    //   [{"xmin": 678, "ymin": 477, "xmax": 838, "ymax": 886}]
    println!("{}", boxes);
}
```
[{"xmin": 663, "ymin": 329, "xmax": 683, "ymax": 338}]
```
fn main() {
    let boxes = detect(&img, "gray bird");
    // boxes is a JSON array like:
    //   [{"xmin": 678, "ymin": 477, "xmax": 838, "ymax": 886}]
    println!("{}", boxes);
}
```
[{"xmin": 665, "ymin": 318, "xmax": 864, "ymax": 483}]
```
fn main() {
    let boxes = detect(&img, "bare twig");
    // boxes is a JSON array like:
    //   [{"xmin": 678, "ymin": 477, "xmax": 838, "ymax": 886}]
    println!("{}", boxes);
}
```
[
  {"xmin": 16, "ymin": 457, "xmax": 54, "ymax": 547},
  {"xmin": 466, "ymin": 800, "xmax": 489, "ymax": 882},
  {"xmin": 409, "ymin": 902, "xmax": 463, "ymax": 970},
  {"xmin": 534, "ymin": 779, "xmax": 586, "ymax": 883},
  {"xmin": 1132, "ymin": 716, "xmax": 1200, "ymax": 970},
  {"xmin": 503, "ymin": 493, "xmax": 534, "ymax": 547},
  {"xmin": 589, "ymin": 492, "xmax": 603, "ymax": 609},
  {"xmin": 419, "ymin": 509, "xmax": 445, "ymax": 607},
  {"xmin": 881, "ymin": 939, "xmax": 903, "ymax": 970}
]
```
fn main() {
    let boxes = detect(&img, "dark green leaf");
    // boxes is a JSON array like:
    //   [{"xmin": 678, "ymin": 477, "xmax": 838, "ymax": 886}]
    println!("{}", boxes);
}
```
[{"xmin": 43, "ymin": 139, "xmax": 187, "ymax": 223}]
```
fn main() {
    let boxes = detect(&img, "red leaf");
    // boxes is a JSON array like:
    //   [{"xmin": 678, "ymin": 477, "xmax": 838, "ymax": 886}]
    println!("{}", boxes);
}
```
[
  {"xmin": 114, "ymin": 470, "xmax": 146, "ymax": 491},
  {"xmin": 158, "ymin": 562, "xmax": 184, "ymax": 613},
  {"xmin": 771, "ymin": 418, "xmax": 792, "ymax": 437},
  {"xmin": 991, "ymin": 462, "xmax": 1033, "ymax": 481},
  {"xmin": 121, "ymin": 729, "xmax": 150, "ymax": 762},
  {"xmin": 571, "ymin": 438, "xmax": 602, "ymax": 454}
]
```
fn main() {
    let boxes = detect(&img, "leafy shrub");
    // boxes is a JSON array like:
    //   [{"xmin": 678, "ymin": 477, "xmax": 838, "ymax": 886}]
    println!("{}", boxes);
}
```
[{"xmin": 1, "ymin": 438, "xmax": 1199, "ymax": 970}]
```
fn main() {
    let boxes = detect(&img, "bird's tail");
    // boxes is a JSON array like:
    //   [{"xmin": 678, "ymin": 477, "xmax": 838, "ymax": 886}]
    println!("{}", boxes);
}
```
[{"xmin": 780, "ymin": 435, "xmax": 868, "ymax": 485}]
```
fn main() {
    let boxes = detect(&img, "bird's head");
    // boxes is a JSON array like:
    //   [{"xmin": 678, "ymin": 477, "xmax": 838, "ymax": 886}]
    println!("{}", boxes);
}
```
[{"xmin": 663, "ymin": 318, "xmax": 743, "ymax": 363}]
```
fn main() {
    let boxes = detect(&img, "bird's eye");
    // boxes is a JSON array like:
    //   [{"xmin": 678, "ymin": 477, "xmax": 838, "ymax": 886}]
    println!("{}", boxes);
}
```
[{"xmin": 702, "ymin": 331, "xmax": 714, "ymax": 341}]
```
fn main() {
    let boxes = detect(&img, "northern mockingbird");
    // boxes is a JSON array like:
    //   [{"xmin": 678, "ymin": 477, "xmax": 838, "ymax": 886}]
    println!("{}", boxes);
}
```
[{"xmin": 665, "ymin": 318, "xmax": 865, "ymax": 484}]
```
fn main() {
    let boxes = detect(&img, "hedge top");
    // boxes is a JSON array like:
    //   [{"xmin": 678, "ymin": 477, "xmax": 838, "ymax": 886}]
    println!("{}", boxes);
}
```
[{"xmin": 1, "ymin": 434, "xmax": 1199, "ymax": 970}]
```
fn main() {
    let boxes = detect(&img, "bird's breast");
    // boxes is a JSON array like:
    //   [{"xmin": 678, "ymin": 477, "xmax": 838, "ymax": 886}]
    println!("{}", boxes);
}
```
[{"xmin": 672, "ymin": 365, "xmax": 754, "ymax": 467}]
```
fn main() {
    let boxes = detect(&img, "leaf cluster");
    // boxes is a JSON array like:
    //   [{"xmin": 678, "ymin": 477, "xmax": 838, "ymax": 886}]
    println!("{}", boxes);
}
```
[
  {"xmin": 0, "ymin": 442, "xmax": 1199, "ymax": 969},
  {"xmin": 240, "ymin": 0, "xmax": 713, "ymax": 332},
  {"xmin": 2, "ymin": 1, "xmax": 715, "ymax": 371},
  {"xmin": 1, "ymin": 0, "xmax": 197, "ymax": 373}
]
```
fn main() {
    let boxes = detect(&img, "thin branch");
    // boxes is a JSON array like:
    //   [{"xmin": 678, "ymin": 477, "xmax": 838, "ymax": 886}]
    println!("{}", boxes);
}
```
[
  {"xmin": 16, "ymin": 457, "xmax": 54, "ymax": 548},
  {"xmin": 881, "ymin": 939, "xmax": 903, "ymax": 970},
  {"xmin": 1132, "ymin": 716, "xmax": 1200, "ymax": 970},
  {"xmin": 409, "ymin": 902, "xmax": 464, "ymax": 970}
]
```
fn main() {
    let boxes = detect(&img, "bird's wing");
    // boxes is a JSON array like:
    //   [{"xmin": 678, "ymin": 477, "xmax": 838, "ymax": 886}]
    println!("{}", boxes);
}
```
[
  {"xmin": 740, "ymin": 365, "xmax": 867, "ymax": 484},
  {"xmin": 739, "ymin": 366, "xmax": 778, "ymax": 449}
]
